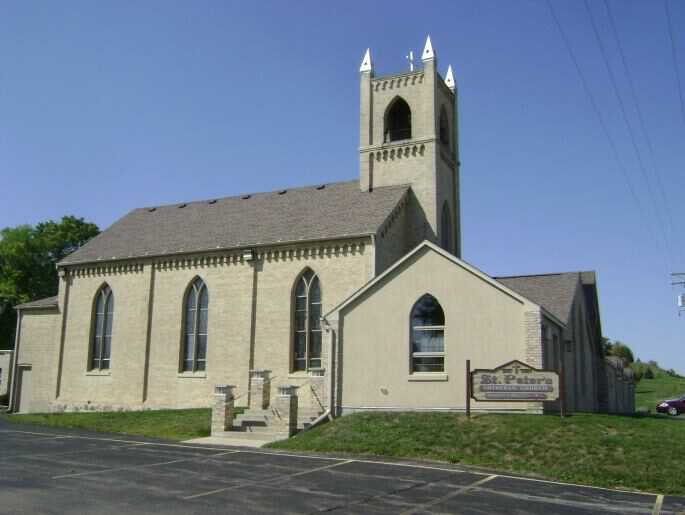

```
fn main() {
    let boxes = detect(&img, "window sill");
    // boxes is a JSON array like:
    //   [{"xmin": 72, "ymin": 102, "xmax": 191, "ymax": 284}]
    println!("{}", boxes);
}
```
[
  {"xmin": 177, "ymin": 372, "xmax": 207, "ymax": 379},
  {"xmin": 288, "ymin": 371, "xmax": 326, "ymax": 379},
  {"xmin": 85, "ymin": 370, "xmax": 111, "ymax": 377},
  {"xmin": 408, "ymin": 373, "xmax": 448, "ymax": 382}
]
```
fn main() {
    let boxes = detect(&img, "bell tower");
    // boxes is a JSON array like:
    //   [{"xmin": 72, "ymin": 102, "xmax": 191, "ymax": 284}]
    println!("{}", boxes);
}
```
[{"xmin": 359, "ymin": 37, "xmax": 461, "ymax": 257}]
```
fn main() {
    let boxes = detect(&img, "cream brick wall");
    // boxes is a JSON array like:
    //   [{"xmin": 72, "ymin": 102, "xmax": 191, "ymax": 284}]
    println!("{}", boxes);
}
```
[
  {"xmin": 359, "ymin": 58, "xmax": 460, "ymax": 257},
  {"xmin": 15, "ymin": 309, "xmax": 60, "ymax": 412},
  {"xmin": 0, "ymin": 350, "xmax": 14, "ymax": 400},
  {"xmin": 39, "ymin": 238, "xmax": 372, "ymax": 412},
  {"xmin": 54, "ymin": 267, "xmax": 151, "ymax": 411}
]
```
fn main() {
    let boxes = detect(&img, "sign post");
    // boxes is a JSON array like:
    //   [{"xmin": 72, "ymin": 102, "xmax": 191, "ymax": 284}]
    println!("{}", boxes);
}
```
[
  {"xmin": 465, "ymin": 359, "xmax": 471, "ymax": 419},
  {"xmin": 559, "ymin": 352, "xmax": 566, "ymax": 418}
]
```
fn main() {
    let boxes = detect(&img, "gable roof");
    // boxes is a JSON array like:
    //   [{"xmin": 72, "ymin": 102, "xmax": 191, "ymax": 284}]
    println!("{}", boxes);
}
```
[
  {"xmin": 495, "ymin": 272, "xmax": 582, "ymax": 324},
  {"xmin": 59, "ymin": 180, "xmax": 409, "ymax": 266},
  {"xmin": 15, "ymin": 296, "xmax": 58, "ymax": 310},
  {"xmin": 325, "ymin": 240, "xmax": 556, "ymax": 322}
]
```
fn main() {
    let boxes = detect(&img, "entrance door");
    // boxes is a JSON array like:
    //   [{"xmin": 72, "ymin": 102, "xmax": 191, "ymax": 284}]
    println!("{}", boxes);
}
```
[{"xmin": 15, "ymin": 366, "xmax": 32, "ymax": 413}]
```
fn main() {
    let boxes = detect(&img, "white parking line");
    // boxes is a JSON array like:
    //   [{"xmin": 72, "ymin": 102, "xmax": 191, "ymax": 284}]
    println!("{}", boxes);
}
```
[
  {"xmin": 653, "ymin": 494, "xmax": 664, "ymax": 515},
  {"xmin": 52, "ymin": 450, "xmax": 240, "ymax": 480},
  {"xmin": 2, "ymin": 442, "xmax": 147, "ymax": 462},
  {"xmin": 1, "ymin": 429, "xmax": 238, "ymax": 452},
  {"xmin": 2, "ymin": 428, "xmax": 667, "ymax": 500},
  {"xmin": 398, "ymin": 474, "xmax": 498, "ymax": 515},
  {"xmin": 183, "ymin": 458, "xmax": 355, "ymax": 500},
  {"xmin": 474, "ymin": 485, "xmax": 654, "ymax": 514}
]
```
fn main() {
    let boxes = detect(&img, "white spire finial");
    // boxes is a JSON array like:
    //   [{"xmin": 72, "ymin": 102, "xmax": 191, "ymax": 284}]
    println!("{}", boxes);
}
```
[
  {"xmin": 359, "ymin": 48, "xmax": 373, "ymax": 73},
  {"xmin": 422, "ymin": 35, "xmax": 435, "ymax": 61},
  {"xmin": 445, "ymin": 65, "xmax": 455, "ymax": 91}
]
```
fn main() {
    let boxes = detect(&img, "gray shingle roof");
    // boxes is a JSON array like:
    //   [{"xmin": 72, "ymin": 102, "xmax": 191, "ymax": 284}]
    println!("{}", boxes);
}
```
[
  {"xmin": 495, "ymin": 272, "xmax": 582, "ymax": 324},
  {"xmin": 15, "ymin": 296, "xmax": 58, "ymax": 310},
  {"xmin": 59, "ymin": 180, "xmax": 409, "ymax": 266}
]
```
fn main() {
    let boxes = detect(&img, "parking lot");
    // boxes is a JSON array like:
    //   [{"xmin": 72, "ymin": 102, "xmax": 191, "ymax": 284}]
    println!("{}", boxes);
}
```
[{"xmin": 1, "ymin": 423, "xmax": 684, "ymax": 514}]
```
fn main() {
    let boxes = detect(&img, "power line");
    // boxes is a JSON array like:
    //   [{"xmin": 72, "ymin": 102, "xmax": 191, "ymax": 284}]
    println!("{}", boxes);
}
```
[
  {"xmin": 546, "ymin": 0, "xmax": 664, "ymax": 267},
  {"xmin": 604, "ymin": 0, "xmax": 678, "ymax": 252},
  {"xmin": 584, "ymin": 0, "xmax": 673, "ymax": 267},
  {"xmin": 664, "ymin": 0, "xmax": 685, "ymax": 130}
]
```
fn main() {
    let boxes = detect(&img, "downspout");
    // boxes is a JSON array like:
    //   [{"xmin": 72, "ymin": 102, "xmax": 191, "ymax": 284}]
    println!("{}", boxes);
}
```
[
  {"xmin": 369, "ymin": 234, "xmax": 376, "ymax": 280},
  {"xmin": 8, "ymin": 309, "xmax": 22, "ymax": 413}
]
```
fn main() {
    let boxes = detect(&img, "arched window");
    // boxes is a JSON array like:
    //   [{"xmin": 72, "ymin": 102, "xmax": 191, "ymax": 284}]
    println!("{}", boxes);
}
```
[
  {"xmin": 439, "ymin": 107, "xmax": 450, "ymax": 145},
  {"xmin": 181, "ymin": 277, "xmax": 208, "ymax": 372},
  {"xmin": 410, "ymin": 294, "xmax": 445, "ymax": 373},
  {"xmin": 441, "ymin": 202, "xmax": 453, "ymax": 253},
  {"xmin": 90, "ymin": 284, "xmax": 114, "ymax": 370},
  {"xmin": 384, "ymin": 97, "xmax": 412, "ymax": 142},
  {"xmin": 293, "ymin": 269, "xmax": 322, "ymax": 372}
]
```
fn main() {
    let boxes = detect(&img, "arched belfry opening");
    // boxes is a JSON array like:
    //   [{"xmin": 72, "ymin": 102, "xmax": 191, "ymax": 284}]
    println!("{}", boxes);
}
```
[
  {"xmin": 384, "ymin": 97, "xmax": 411, "ymax": 142},
  {"xmin": 439, "ymin": 106, "xmax": 450, "ymax": 146}
]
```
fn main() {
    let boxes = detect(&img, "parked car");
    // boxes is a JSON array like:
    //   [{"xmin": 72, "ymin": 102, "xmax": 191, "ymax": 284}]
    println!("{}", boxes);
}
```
[{"xmin": 656, "ymin": 395, "xmax": 685, "ymax": 416}]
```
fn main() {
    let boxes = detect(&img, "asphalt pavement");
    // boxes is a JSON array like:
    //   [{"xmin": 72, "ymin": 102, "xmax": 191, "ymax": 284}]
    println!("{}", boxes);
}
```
[{"xmin": 0, "ymin": 420, "xmax": 683, "ymax": 515}]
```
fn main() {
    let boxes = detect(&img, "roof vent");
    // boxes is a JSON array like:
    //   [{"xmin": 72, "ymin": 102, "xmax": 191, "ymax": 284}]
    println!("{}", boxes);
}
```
[
  {"xmin": 241, "ymin": 194, "xmax": 251, "ymax": 200},
  {"xmin": 208, "ymin": 199, "xmax": 217, "ymax": 205},
  {"xmin": 316, "ymin": 184, "xmax": 326, "ymax": 190},
  {"xmin": 148, "ymin": 207, "xmax": 157, "ymax": 212},
  {"xmin": 278, "ymin": 189, "xmax": 287, "ymax": 195},
  {"xmin": 178, "ymin": 203, "xmax": 187, "ymax": 208}
]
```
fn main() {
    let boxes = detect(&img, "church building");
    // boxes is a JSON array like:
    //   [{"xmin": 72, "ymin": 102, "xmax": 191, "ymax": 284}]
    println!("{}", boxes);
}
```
[{"xmin": 9, "ymin": 38, "xmax": 633, "ymax": 427}]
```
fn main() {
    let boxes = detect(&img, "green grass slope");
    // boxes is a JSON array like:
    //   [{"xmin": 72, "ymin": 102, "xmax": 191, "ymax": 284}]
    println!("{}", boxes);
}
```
[
  {"xmin": 635, "ymin": 371, "xmax": 685, "ymax": 412},
  {"xmin": 0, "ymin": 408, "xmax": 228, "ymax": 441},
  {"xmin": 270, "ymin": 412, "xmax": 685, "ymax": 495}
]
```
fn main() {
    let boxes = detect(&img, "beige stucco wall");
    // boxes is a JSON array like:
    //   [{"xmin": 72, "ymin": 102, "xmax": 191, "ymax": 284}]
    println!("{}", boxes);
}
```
[
  {"xmin": 40, "ymin": 239, "xmax": 372, "ymax": 412},
  {"xmin": 15, "ymin": 309, "xmax": 60, "ymax": 413},
  {"xmin": 334, "ymin": 246, "xmax": 543, "ymax": 413}
]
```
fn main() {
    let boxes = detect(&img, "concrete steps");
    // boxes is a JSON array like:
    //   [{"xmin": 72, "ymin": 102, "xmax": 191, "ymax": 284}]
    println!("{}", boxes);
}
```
[{"xmin": 234, "ymin": 407, "xmax": 324, "ymax": 432}]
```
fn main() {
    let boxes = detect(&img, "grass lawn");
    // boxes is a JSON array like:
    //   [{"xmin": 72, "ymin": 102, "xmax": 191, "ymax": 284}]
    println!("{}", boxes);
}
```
[
  {"xmin": 269, "ymin": 411, "xmax": 685, "ymax": 495},
  {"xmin": 0, "ymin": 407, "xmax": 243, "ymax": 441},
  {"xmin": 635, "ymin": 371, "xmax": 685, "ymax": 411}
]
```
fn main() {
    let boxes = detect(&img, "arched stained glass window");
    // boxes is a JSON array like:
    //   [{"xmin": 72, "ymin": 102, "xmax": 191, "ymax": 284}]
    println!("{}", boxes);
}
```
[
  {"xmin": 91, "ymin": 285, "xmax": 114, "ymax": 370},
  {"xmin": 182, "ymin": 277, "xmax": 208, "ymax": 372},
  {"xmin": 410, "ymin": 294, "xmax": 445, "ymax": 373},
  {"xmin": 293, "ymin": 269, "xmax": 322, "ymax": 372}
]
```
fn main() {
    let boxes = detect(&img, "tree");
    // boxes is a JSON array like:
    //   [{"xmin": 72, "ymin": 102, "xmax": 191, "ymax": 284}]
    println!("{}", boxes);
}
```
[
  {"xmin": 0, "ymin": 216, "xmax": 99, "ymax": 348},
  {"xmin": 604, "ymin": 339, "xmax": 635, "ymax": 364}
]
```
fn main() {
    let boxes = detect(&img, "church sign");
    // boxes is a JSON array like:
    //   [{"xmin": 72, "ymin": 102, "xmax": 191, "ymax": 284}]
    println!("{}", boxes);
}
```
[{"xmin": 470, "ymin": 360, "xmax": 559, "ymax": 402}]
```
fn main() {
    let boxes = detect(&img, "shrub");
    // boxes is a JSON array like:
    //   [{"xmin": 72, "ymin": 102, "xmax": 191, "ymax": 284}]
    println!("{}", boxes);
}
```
[{"xmin": 644, "ymin": 368, "xmax": 655, "ymax": 379}]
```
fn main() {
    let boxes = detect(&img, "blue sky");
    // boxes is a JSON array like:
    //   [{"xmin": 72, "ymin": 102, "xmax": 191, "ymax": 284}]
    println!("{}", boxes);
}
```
[{"xmin": 2, "ymin": 1, "xmax": 684, "ymax": 372}]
